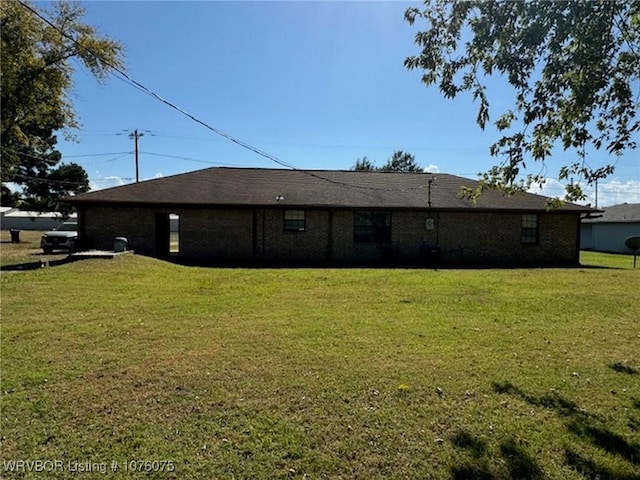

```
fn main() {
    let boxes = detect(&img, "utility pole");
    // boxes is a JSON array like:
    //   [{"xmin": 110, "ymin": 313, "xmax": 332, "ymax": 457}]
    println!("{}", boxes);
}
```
[{"xmin": 128, "ymin": 130, "xmax": 144, "ymax": 183}]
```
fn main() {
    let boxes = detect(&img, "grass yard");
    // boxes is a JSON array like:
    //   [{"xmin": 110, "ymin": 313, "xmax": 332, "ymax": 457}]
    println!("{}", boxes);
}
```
[{"xmin": 1, "ymin": 231, "xmax": 639, "ymax": 479}]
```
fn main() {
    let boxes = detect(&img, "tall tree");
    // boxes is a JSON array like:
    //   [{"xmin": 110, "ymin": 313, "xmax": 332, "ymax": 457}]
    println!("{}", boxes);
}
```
[
  {"xmin": 404, "ymin": 1, "xmax": 639, "ymax": 202},
  {"xmin": 352, "ymin": 152, "xmax": 422, "ymax": 172},
  {"xmin": 1, "ymin": 0, "xmax": 124, "ymax": 210},
  {"xmin": 20, "ymin": 162, "xmax": 90, "ymax": 216},
  {"xmin": 380, "ymin": 150, "xmax": 422, "ymax": 172},
  {"xmin": 352, "ymin": 157, "xmax": 376, "ymax": 171}
]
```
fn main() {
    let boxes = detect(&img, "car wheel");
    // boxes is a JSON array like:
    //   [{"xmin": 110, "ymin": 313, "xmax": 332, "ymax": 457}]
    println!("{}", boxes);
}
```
[{"xmin": 43, "ymin": 247, "xmax": 53, "ymax": 254}]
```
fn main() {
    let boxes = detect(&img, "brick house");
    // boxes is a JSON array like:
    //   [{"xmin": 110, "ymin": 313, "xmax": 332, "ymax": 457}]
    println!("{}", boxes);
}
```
[{"xmin": 67, "ymin": 167, "xmax": 595, "ymax": 266}]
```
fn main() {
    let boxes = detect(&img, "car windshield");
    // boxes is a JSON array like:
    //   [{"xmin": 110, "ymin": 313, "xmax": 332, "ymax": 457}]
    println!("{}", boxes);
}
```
[{"xmin": 57, "ymin": 222, "xmax": 77, "ymax": 232}]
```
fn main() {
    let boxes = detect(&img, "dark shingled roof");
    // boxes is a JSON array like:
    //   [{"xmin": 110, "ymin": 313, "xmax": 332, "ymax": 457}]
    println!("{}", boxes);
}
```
[
  {"xmin": 582, "ymin": 203, "xmax": 640, "ymax": 223},
  {"xmin": 68, "ymin": 167, "xmax": 593, "ymax": 212}
]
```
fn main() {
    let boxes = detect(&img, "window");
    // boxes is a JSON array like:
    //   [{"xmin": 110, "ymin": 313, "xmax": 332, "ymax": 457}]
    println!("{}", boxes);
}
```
[
  {"xmin": 284, "ymin": 210, "xmax": 306, "ymax": 232},
  {"xmin": 521, "ymin": 214, "xmax": 539, "ymax": 244},
  {"xmin": 354, "ymin": 211, "xmax": 391, "ymax": 243}
]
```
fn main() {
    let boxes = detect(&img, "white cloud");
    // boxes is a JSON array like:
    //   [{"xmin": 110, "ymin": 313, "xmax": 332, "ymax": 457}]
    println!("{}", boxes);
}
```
[
  {"xmin": 90, "ymin": 176, "xmax": 126, "ymax": 191},
  {"xmin": 527, "ymin": 178, "xmax": 566, "ymax": 199},
  {"xmin": 527, "ymin": 177, "xmax": 640, "ymax": 207},
  {"xmin": 423, "ymin": 164, "xmax": 440, "ymax": 173},
  {"xmin": 89, "ymin": 172, "xmax": 164, "ymax": 191},
  {"xmin": 585, "ymin": 179, "xmax": 640, "ymax": 207}
]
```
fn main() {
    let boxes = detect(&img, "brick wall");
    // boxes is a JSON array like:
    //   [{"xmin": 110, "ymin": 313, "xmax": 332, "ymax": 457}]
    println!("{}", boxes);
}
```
[
  {"xmin": 256, "ymin": 209, "xmax": 331, "ymax": 263},
  {"xmin": 81, "ymin": 205, "xmax": 157, "ymax": 256},
  {"xmin": 435, "ymin": 211, "xmax": 579, "ymax": 265},
  {"xmin": 181, "ymin": 209, "xmax": 252, "ymax": 261},
  {"xmin": 80, "ymin": 205, "xmax": 579, "ymax": 266}
]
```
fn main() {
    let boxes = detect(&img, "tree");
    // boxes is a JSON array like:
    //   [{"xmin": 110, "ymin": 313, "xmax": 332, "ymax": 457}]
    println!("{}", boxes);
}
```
[
  {"xmin": 352, "ymin": 157, "xmax": 376, "ymax": 171},
  {"xmin": 380, "ymin": 150, "xmax": 422, "ymax": 172},
  {"xmin": 1, "ymin": 0, "xmax": 124, "ymax": 210},
  {"xmin": 351, "ymin": 151, "xmax": 422, "ymax": 172},
  {"xmin": 20, "ymin": 162, "xmax": 90, "ymax": 216},
  {"xmin": 404, "ymin": 1, "xmax": 639, "ymax": 203}
]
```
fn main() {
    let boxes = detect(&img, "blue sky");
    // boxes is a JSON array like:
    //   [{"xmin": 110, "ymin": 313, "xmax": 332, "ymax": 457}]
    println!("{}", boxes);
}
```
[{"xmin": 39, "ymin": 1, "xmax": 639, "ymax": 206}]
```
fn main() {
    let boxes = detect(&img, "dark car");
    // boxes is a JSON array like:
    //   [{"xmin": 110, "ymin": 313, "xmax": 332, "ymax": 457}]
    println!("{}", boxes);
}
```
[{"xmin": 40, "ymin": 221, "xmax": 78, "ymax": 254}]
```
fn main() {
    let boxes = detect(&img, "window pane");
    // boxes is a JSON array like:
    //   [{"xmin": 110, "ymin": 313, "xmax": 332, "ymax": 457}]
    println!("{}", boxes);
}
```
[
  {"xmin": 521, "ymin": 214, "xmax": 538, "ymax": 243},
  {"xmin": 354, "ymin": 211, "xmax": 391, "ymax": 243},
  {"xmin": 285, "ymin": 210, "xmax": 305, "ymax": 221},
  {"xmin": 522, "ymin": 214, "xmax": 538, "ymax": 228},
  {"xmin": 521, "ymin": 228, "xmax": 537, "ymax": 243},
  {"xmin": 284, "ymin": 210, "xmax": 305, "ymax": 231}
]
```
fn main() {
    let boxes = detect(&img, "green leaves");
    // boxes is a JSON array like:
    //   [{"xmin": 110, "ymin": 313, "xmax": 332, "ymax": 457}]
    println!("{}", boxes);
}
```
[
  {"xmin": 405, "ymin": 0, "xmax": 640, "ymax": 203},
  {"xmin": 352, "ymin": 151, "xmax": 422, "ymax": 172},
  {"xmin": 1, "ymin": 0, "xmax": 124, "ymax": 210},
  {"xmin": 381, "ymin": 150, "xmax": 422, "ymax": 172},
  {"xmin": 352, "ymin": 157, "xmax": 376, "ymax": 172}
]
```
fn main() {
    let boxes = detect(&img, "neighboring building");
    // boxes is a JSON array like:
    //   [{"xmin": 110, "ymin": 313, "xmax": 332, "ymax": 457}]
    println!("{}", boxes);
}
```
[
  {"xmin": 0, "ymin": 207, "xmax": 75, "ymax": 231},
  {"xmin": 66, "ymin": 167, "xmax": 595, "ymax": 266},
  {"xmin": 581, "ymin": 203, "xmax": 640, "ymax": 253}
]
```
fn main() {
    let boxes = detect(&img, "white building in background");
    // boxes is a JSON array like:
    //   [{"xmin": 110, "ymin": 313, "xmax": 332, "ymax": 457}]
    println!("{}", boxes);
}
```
[
  {"xmin": 581, "ymin": 203, "xmax": 640, "ymax": 253},
  {"xmin": 0, "ymin": 207, "xmax": 76, "ymax": 231}
]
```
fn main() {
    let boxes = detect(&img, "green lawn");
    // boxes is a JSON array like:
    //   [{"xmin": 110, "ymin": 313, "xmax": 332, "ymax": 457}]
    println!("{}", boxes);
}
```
[{"xmin": 1, "ymin": 232, "xmax": 639, "ymax": 479}]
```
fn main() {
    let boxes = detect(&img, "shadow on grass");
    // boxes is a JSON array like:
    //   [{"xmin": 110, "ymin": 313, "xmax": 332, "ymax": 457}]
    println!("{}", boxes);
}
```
[
  {"xmin": 169, "ymin": 254, "xmax": 615, "ymax": 270},
  {"xmin": 492, "ymin": 381, "xmax": 640, "ymax": 478},
  {"xmin": 451, "ymin": 464, "xmax": 494, "ymax": 480},
  {"xmin": 564, "ymin": 449, "xmax": 640, "ymax": 480},
  {"xmin": 452, "ymin": 431, "xmax": 488, "ymax": 458},
  {"xmin": 492, "ymin": 381, "xmax": 592, "ymax": 420},
  {"xmin": 450, "ymin": 432, "xmax": 544, "ymax": 480},
  {"xmin": 450, "ymin": 431, "xmax": 493, "ymax": 480},
  {"xmin": 610, "ymin": 362, "xmax": 639, "ymax": 375},
  {"xmin": 0, "ymin": 257, "xmax": 72, "ymax": 271},
  {"xmin": 567, "ymin": 421, "xmax": 639, "ymax": 465},
  {"xmin": 499, "ymin": 439, "xmax": 544, "ymax": 480}
]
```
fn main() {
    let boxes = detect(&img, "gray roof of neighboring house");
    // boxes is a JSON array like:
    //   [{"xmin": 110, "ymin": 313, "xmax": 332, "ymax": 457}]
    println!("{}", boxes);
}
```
[
  {"xmin": 582, "ymin": 203, "xmax": 640, "ymax": 223},
  {"xmin": 0, "ymin": 208, "xmax": 74, "ymax": 219},
  {"xmin": 67, "ymin": 167, "xmax": 594, "ymax": 213}
]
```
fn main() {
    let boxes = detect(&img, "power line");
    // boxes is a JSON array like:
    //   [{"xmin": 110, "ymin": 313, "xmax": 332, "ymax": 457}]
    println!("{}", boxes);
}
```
[
  {"xmin": 14, "ymin": 0, "xmax": 639, "ymax": 198},
  {"xmin": 63, "ymin": 152, "xmax": 132, "ymax": 159},
  {"xmin": 16, "ymin": 1, "xmax": 296, "ymax": 165},
  {"xmin": 91, "ymin": 176, "xmax": 135, "ymax": 183},
  {"xmin": 14, "ymin": 0, "xmax": 436, "ymax": 194},
  {"xmin": 11, "ymin": 173, "xmax": 137, "ymax": 187},
  {"xmin": 82, "ymin": 155, "xmax": 128, "ymax": 166},
  {"xmin": 12, "ymin": 174, "xmax": 87, "ymax": 187},
  {"xmin": 1, "ymin": 147, "xmax": 132, "ymax": 161},
  {"xmin": 20, "ymin": 0, "xmax": 636, "ymax": 197},
  {"xmin": 141, "ymin": 151, "xmax": 249, "ymax": 167}
]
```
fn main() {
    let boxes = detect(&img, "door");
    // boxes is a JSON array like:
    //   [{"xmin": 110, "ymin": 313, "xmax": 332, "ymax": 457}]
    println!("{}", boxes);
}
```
[{"xmin": 155, "ymin": 213, "xmax": 171, "ymax": 259}]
